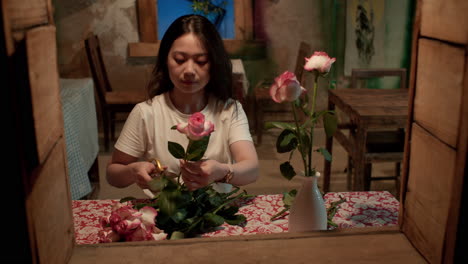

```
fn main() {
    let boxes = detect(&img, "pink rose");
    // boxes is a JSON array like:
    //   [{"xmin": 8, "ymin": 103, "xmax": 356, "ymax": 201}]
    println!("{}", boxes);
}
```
[
  {"xmin": 177, "ymin": 112, "xmax": 215, "ymax": 140},
  {"xmin": 99, "ymin": 203, "xmax": 167, "ymax": 243},
  {"xmin": 100, "ymin": 214, "xmax": 111, "ymax": 227},
  {"xmin": 125, "ymin": 224, "xmax": 167, "ymax": 241},
  {"xmin": 108, "ymin": 204, "xmax": 142, "ymax": 235},
  {"xmin": 98, "ymin": 227, "xmax": 120, "ymax": 243},
  {"xmin": 113, "ymin": 218, "xmax": 142, "ymax": 235},
  {"xmin": 125, "ymin": 225, "xmax": 153, "ymax": 241},
  {"xmin": 139, "ymin": 206, "xmax": 158, "ymax": 227},
  {"xmin": 269, "ymin": 71, "xmax": 306, "ymax": 103},
  {"xmin": 150, "ymin": 226, "xmax": 168, "ymax": 240},
  {"xmin": 304, "ymin": 51, "xmax": 336, "ymax": 74}
]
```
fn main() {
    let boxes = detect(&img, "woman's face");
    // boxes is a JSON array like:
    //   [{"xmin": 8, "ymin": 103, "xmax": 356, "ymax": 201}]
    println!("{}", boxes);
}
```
[{"xmin": 167, "ymin": 33, "xmax": 210, "ymax": 95}]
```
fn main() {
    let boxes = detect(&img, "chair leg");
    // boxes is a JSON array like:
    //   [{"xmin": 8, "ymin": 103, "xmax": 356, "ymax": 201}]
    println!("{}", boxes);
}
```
[
  {"xmin": 364, "ymin": 163, "xmax": 372, "ymax": 191},
  {"xmin": 256, "ymin": 102, "xmax": 264, "ymax": 145},
  {"xmin": 102, "ymin": 111, "xmax": 110, "ymax": 152},
  {"xmin": 395, "ymin": 162, "xmax": 401, "ymax": 198},
  {"xmin": 111, "ymin": 112, "xmax": 116, "ymax": 141},
  {"xmin": 346, "ymin": 156, "xmax": 353, "ymax": 190},
  {"xmin": 323, "ymin": 132, "xmax": 334, "ymax": 193}
]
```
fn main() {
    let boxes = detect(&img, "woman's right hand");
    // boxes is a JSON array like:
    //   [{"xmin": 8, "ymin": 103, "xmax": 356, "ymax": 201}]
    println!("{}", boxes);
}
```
[{"xmin": 129, "ymin": 161, "xmax": 162, "ymax": 189}]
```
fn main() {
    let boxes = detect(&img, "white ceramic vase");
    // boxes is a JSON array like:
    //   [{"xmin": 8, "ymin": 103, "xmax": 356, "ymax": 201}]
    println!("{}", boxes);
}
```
[{"xmin": 288, "ymin": 172, "xmax": 328, "ymax": 232}]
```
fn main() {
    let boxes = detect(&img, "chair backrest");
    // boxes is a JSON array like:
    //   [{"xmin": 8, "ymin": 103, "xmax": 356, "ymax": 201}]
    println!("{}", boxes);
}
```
[
  {"xmin": 84, "ymin": 34, "xmax": 112, "ymax": 107},
  {"xmin": 294, "ymin": 41, "xmax": 312, "ymax": 84},
  {"xmin": 351, "ymin": 68, "xmax": 407, "ymax": 89},
  {"xmin": 232, "ymin": 72, "xmax": 245, "ymax": 105}
]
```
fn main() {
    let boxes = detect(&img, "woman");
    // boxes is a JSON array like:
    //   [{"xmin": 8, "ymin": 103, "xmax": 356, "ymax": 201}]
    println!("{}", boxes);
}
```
[{"xmin": 106, "ymin": 15, "xmax": 258, "ymax": 191}]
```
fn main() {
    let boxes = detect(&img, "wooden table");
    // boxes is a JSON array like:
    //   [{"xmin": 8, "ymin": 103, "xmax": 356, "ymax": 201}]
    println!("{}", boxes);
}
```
[
  {"xmin": 73, "ymin": 191, "xmax": 399, "ymax": 244},
  {"xmin": 323, "ymin": 89, "xmax": 409, "ymax": 191}
]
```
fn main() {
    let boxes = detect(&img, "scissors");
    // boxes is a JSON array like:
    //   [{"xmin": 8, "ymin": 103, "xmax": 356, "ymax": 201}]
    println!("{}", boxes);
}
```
[{"xmin": 149, "ymin": 158, "xmax": 166, "ymax": 177}]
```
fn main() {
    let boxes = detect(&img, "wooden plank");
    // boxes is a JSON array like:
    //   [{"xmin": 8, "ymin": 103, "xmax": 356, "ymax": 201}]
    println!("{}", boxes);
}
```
[
  {"xmin": 1, "ymin": 0, "xmax": 15, "ymax": 55},
  {"xmin": 328, "ymin": 89, "xmax": 408, "ymax": 128},
  {"xmin": 137, "ymin": 0, "xmax": 157, "ymax": 42},
  {"xmin": 46, "ymin": 0, "xmax": 54, "ymax": 25},
  {"xmin": 400, "ymin": 0, "xmax": 422, "ymax": 208},
  {"xmin": 6, "ymin": 0, "xmax": 49, "ymax": 30},
  {"xmin": 420, "ymin": 0, "xmax": 468, "ymax": 45},
  {"xmin": 128, "ymin": 39, "xmax": 265, "ymax": 57},
  {"xmin": 413, "ymin": 38, "xmax": 464, "ymax": 148},
  {"xmin": 128, "ymin": 41, "xmax": 160, "ymax": 57},
  {"xmin": 443, "ymin": 44, "xmax": 468, "ymax": 263},
  {"xmin": 234, "ymin": 0, "xmax": 253, "ymax": 40},
  {"xmin": 26, "ymin": 139, "xmax": 74, "ymax": 264},
  {"xmin": 402, "ymin": 123, "xmax": 456, "ymax": 264},
  {"xmin": 70, "ymin": 229, "xmax": 425, "ymax": 263},
  {"xmin": 26, "ymin": 25, "xmax": 63, "ymax": 165}
]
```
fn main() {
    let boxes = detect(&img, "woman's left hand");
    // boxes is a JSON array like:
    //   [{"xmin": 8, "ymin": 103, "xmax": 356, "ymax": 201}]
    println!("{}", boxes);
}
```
[{"xmin": 179, "ymin": 159, "xmax": 226, "ymax": 191}]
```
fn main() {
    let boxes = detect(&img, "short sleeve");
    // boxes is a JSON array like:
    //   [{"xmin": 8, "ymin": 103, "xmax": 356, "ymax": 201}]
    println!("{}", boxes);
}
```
[
  {"xmin": 228, "ymin": 101, "xmax": 253, "ymax": 145},
  {"xmin": 114, "ymin": 105, "xmax": 149, "ymax": 158}
]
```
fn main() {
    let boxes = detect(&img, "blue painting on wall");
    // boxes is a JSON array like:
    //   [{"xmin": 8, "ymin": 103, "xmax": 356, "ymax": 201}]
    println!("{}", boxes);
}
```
[{"xmin": 157, "ymin": 0, "xmax": 235, "ymax": 39}]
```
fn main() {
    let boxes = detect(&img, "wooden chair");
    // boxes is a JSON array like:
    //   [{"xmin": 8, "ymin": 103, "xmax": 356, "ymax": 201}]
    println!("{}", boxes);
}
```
[
  {"xmin": 253, "ymin": 41, "xmax": 311, "ymax": 144},
  {"xmin": 84, "ymin": 34, "xmax": 147, "ymax": 151},
  {"xmin": 338, "ymin": 68, "xmax": 407, "ymax": 193}
]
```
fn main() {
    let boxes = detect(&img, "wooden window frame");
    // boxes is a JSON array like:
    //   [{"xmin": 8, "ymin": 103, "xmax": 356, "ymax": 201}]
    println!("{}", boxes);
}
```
[{"xmin": 128, "ymin": 0, "xmax": 261, "ymax": 57}]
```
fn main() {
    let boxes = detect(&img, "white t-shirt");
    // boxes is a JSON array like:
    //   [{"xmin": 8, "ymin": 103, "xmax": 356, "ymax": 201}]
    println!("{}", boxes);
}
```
[{"xmin": 114, "ymin": 93, "xmax": 252, "ymax": 176}]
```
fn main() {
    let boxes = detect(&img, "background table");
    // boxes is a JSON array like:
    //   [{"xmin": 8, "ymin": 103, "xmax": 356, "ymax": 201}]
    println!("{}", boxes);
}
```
[
  {"xmin": 73, "ymin": 191, "xmax": 399, "ymax": 244},
  {"xmin": 60, "ymin": 78, "xmax": 99, "ymax": 200},
  {"xmin": 324, "ymin": 89, "xmax": 408, "ymax": 191}
]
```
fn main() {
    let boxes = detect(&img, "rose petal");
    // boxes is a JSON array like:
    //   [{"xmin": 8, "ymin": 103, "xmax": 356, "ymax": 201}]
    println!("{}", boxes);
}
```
[
  {"xmin": 98, "ymin": 227, "xmax": 120, "ymax": 243},
  {"xmin": 269, "ymin": 71, "xmax": 302, "ymax": 103},
  {"xmin": 304, "ymin": 51, "xmax": 336, "ymax": 74},
  {"xmin": 140, "ymin": 206, "xmax": 158, "ymax": 227},
  {"xmin": 212, "ymin": 182, "xmax": 233, "ymax": 193}
]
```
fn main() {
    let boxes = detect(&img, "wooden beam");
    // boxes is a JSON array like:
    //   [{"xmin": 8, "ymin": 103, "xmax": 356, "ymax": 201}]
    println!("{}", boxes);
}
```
[
  {"xmin": 6, "ymin": 0, "xmax": 49, "ymax": 31},
  {"xmin": 128, "ymin": 42, "xmax": 159, "ymax": 57},
  {"xmin": 413, "ymin": 38, "xmax": 465, "ymax": 148},
  {"xmin": 26, "ymin": 139, "xmax": 74, "ymax": 264},
  {"xmin": 400, "ymin": 0, "xmax": 421, "ymax": 221},
  {"xmin": 402, "ymin": 123, "xmax": 456, "ymax": 264},
  {"xmin": 234, "ymin": 0, "xmax": 253, "ymax": 40},
  {"xmin": 128, "ymin": 39, "xmax": 265, "ymax": 58},
  {"xmin": 26, "ymin": 25, "xmax": 62, "ymax": 165},
  {"xmin": 1, "ymin": 0, "xmax": 14, "ymax": 55},
  {"xmin": 420, "ymin": 0, "xmax": 468, "ymax": 45},
  {"xmin": 70, "ymin": 227, "xmax": 426, "ymax": 263},
  {"xmin": 444, "ymin": 44, "xmax": 468, "ymax": 263},
  {"xmin": 137, "ymin": 0, "xmax": 157, "ymax": 42}
]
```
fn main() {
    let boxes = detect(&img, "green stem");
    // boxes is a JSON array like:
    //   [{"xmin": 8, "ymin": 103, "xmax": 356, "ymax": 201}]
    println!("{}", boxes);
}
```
[
  {"xmin": 308, "ymin": 73, "xmax": 319, "ymax": 176},
  {"xmin": 270, "ymin": 207, "xmax": 289, "ymax": 221},
  {"xmin": 292, "ymin": 102, "xmax": 308, "ymax": 173},
  {"xmin": 178, "ymin": 140, "xmax": 193, "ymax": 188},
  {"xmin": 212, "ymin": 192, "xmax": 253, "ymax": 214}
]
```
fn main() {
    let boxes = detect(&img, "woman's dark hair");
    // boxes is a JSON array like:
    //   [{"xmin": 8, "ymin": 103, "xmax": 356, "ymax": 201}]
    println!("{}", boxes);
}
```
[{"xmin": 147, "ymin": 15, "xmax": 233, "ymax": 103}]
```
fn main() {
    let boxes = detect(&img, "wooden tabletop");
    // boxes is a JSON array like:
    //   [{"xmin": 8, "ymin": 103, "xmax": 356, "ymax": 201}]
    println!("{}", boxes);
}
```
[{"xmin": 329, "ymin": 89, "xmax": 409, "ymax": 128}]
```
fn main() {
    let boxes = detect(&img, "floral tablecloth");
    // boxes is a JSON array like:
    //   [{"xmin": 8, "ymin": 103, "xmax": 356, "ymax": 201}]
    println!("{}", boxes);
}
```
[{"xmin": 72, "ymin": 191, "xmax": 399, "ymax": 244}]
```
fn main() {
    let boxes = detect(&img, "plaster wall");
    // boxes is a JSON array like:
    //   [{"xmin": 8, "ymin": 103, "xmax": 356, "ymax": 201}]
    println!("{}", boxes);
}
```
[
  {"xmin": 55, "ymin": 0, "xmax": 152, "ymax": 93},
  {"xmin": 54, "ymin": 0, "xmax": 411, "ymax": 114},
  {"xmin": 54, "ymin": 0, "xmax": 325, "ymax": 96}
]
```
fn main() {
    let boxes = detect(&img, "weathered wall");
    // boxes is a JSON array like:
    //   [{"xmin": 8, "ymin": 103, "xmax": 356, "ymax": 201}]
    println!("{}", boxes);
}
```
[
  {"xmin": 54, "ymin": 0, "xmax": 412, "ymax": 113},
  {"xmin": 55, "ymin": 0, "xmax": 151, "ymax": 92},
  {"xmin": 258, "ymin": 0, "xmax": 327, "ymax": 110},
  {"xmin": 54, "ymin": 0, "xmax": 325, "ymax": 95}
]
